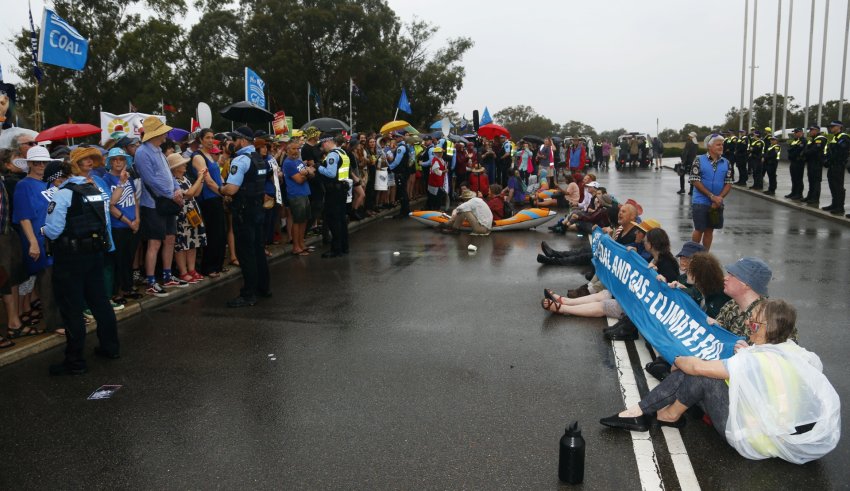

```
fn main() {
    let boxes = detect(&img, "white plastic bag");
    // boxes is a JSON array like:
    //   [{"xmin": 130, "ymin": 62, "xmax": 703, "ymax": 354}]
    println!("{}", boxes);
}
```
[
  {"xmin": 725, "ymin": 341, "xmax": 841, "ymax": 464},
  {"xmin": 375, "ymin": 169, "xmax": 388, "ymax": 191}
]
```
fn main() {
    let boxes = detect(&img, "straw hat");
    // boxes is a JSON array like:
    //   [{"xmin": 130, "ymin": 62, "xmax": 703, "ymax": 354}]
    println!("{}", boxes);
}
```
[
  {"xmin": 459, "ymin": 189, "xmax": 476, "ymax": 200},
  {"xmin": 141, "ymin": 116, "xmax": 172, "ymax": 143},
  {"xmin": 70, "ymin": 146, "xmax": 104, "ymax": 167},
  {"xmin": 167, "ymin": 153, "xmax": 190, "ymax": 170},
  {"xmin": 632, "ymin": 218, "xmax": 661, "ymax": 233}
]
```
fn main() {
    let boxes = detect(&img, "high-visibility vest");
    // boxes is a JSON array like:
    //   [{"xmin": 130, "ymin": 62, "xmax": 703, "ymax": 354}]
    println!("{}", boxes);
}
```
[
  {"xmin": 446, "ymin": 140, "xmax": 455, "ymax": 156},
  {"xmin": 327, "ymin": 148, "xmax": 350, "ymax": 180}
]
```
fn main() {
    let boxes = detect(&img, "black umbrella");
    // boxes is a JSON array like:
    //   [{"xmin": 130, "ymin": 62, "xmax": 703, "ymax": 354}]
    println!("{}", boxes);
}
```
[
  {"xmin": 301, "ymin": 118, "xmax": 351, "ymax": 133},
  {"xmin": 447, "ymin": 134, "xmax": 469, "ymax": 144},
  {"xmin": 551, "ymin": 136, "xmax": 563, "ymax": 146},
  {"xmin": 220, "ymin": 101, "xmax": 274, "ymax": 124},
  {"xmin": 521, "ymin": 135, "xmax": 544, "ymax": 145}
]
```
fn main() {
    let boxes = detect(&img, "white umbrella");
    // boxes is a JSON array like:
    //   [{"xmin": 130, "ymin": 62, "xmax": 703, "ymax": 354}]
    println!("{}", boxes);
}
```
[{"xmin": 0, "ymin": 127, "xmax": 38, "ymax": 149}]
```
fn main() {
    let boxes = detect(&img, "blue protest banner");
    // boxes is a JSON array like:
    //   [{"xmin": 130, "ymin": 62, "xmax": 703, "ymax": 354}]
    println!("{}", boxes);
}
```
[
  {"xmin": 590, "ymin": 228, "xmax": 742, "ymax": 362},
  {"xmin": 37, "ymin": 8, "xmax": 88, "ymax": 71},
  {"xmin": 245, "ymin": 67, "xmax": 266, "ymax": 108}
]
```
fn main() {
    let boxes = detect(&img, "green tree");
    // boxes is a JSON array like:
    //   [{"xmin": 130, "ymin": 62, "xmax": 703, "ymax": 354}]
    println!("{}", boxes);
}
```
[
  {"xmin": 493, "ymin": 105, "xmax": 558, "ymax": 138},
  {"xmin": 558, "ymin": 120, "xmax": 597, "ymax": 139}
]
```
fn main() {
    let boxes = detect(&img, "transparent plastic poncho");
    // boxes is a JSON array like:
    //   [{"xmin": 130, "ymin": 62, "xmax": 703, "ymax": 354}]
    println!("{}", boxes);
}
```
[{"xmin": 725, "ymin": 341, "xmax": 841, "ymax": 464}]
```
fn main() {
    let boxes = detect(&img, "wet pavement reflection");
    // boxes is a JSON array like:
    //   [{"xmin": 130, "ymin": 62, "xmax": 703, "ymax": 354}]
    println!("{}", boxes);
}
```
[{"xmin": 0, "ymin": 164, "xmax": 847, "ymax": 489}]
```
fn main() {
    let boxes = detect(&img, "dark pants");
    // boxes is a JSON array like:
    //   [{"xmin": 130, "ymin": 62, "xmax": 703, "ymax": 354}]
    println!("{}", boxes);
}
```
[
  {"xmin": 734, "ymin": 155, "xmax": 748, "ymax": 184},
  {"xmin": 366, "ymin": 165, "xmax": 377, "ymax": 210},
  {"xmin": 199, "ymin": 197, "xmax": 226, "ymax": 275},
  {"xmin": 789, "ymin": 160, "xmax": 806, "ymax": 197},
  {"xmin": 264, "ymin": 203, "xmax": 279, "ymax": 245},
  {"xmin": 426, "ymin": 189, "xmax": 446, "ymax": 210},
  {"xmin": 52, "ymin": 252, "xmax": 119, "ymax": 368},
  {"xmin": 324, "ymin": 191, "xmax": 349, "ymax": 254},
  {"xmin": 748, "ymin": 157, "xmax": 763, "ymax": 188},
  {"xmin": 496, "ymin": 161, "xmax": 510, "ymax": 187},
  {"xmin": 764, "ymin": 160, "xmax": 778, "ymax": 192},
  {"xmin": 394, "ymin": 171, "xmax": 410, "ymax": 216},
  {"xmin": 826, "ymin": 164, "xmax": 846, "ymax": 209},
  {"xmin": 111, "ymin": 227, "xmax": 139, "ymax": 294},
  {"xmin": 232, "ymin": 196, "xmax": 269, "ymax": 299},
  {"xmin": 638, "ymin": 370, "xmax": 729, "ymax": 435},
  {"xmin": 805, "ymin": 160, "xmax": 823, "ymax": 201}
]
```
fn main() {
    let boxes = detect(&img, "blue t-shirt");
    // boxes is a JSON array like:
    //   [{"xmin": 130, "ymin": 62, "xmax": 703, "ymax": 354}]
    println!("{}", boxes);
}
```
[
  {"xmin": 12, "ymin": 176, "xmax": 52, "ymax": 273},
  {"xmin": 283, "ymin": 157, "xmax": 311, "ymax": 197},
  {"xmin": 192, "ymin": 151, "xmax": 223, "ymax": 201},
  {"xmin": 102, "ymin": 172, "xmax": 137, "ymax": 229}
]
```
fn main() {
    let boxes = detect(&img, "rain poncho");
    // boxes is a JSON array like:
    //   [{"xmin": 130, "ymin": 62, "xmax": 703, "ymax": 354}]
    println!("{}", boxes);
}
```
[{"xmin": 725, "ymin": 341, "xmax": 841, "ymax": 464}]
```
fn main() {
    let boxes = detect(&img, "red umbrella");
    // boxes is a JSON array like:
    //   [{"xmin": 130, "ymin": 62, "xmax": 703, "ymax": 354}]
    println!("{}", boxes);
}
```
[
  {"xmin": 35, "ymin": 123, "xmax": 102, "ymax": 142},
  {"xmin": 477, "ymin": 123, "xmax": 510, "ymax": 140}
]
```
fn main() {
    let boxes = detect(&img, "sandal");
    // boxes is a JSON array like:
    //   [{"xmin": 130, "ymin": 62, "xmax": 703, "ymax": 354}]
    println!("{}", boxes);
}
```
[
  {"xmin": 30, "ymin": 299, "xmax": 43, "ymax": 311},
  {"xmin": 19, "ymin": 313, "xmax": 41, "ymax": 327},
  {"xmin": 541, "ymin": 297, "xmax": 565, "ymax": 314},
  {"xmin": 14, "ymin": 326, "xmax": 44, "ymax": 338},
  {"xmin": 544, "ymin": 289, "xmax": 561, "ymax": 302},
  {"xmin": 0, "ymin": 336, "xmax": 14, "ymax": 349}
]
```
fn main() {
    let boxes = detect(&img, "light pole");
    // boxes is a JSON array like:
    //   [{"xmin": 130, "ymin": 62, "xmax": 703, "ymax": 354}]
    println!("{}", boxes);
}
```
[
  {"xmin": 748, "ymin": 0, "xmax": 759, "ymax": 130},
  {"xmin": 817, "ymin": 0, "xmax": 830, "ymax": 126},
  {"xmin": 740, "ymin": 0, "xmax": 750, "ymax": 131},
  {"xmin": 840, "ymin": 0, "xmax": 850, "ymax": 120},
  {"xmin": 772, "ymin": 0, "xmax": 783, "ymax": 131},
  {"xmin": 782, "ymin": 0, "xmax": 794, "ymax": 135},
  {"xmin": 804, "ymin": 0, "xmax": 816, "ymax": 128}
]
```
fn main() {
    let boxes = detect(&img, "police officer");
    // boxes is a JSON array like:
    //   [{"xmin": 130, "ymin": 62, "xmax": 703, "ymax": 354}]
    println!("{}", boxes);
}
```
[
  {"xmin": 41, "ymin": 159, "xmax": 119, "ymax": 375},
  {"xmin": 722, "ymin": 130, "xmax": 737, "ymax": 181},
  {"xmin": 785, "ymin": 128, "xmax": 807, "ymax": 200},
  {"xmin": 388, "ymin": 132, "xmax": 412, "ymax": 217},
  {"xmin": 822, "ymin": 120, "xmax": 849, "ymax": 216},
  {"xmin": 802, "ymin": 125, "xmax": 828, "ymax": 206},
  {"xmin": 220, "ymin": 126, "xmax": 271, "ymax": 307},
  {"xmin": 762, "ymin": 136, "xmax": 780, "ymax": 195},
  {"xmin": 317, "ymin": 133, "xmax": 351, "ymax": 257},
  {"xmin": 734, "ymin": 129, "xmax": 749, "ymax": 185},
  {"xmin": 747, "ymin": 129, "xmax": 765, "ymax": 190}
]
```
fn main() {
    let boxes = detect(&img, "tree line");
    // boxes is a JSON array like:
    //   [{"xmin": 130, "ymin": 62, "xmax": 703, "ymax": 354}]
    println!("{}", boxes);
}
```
[{"xmin": 10, "ymin": 0, "xmax": 473, "ymax": 132}]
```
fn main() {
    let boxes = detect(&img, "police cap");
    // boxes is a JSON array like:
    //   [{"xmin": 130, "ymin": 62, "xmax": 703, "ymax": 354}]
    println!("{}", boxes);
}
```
[
  {"xmin": 828, "ymin": 120, "xmax": 844, "ymax": 128},
  {"xmin": 793, "ymin": 128, "xmax": 803, "ymax": 133},
  {"xmin": 319, "ymin": 132, "xmax": 335, "ymax": 143},
  {"xmin": 233, "ymin": 126, "xmax": 254, "ymax": 140},
  {"xmin": 808, "ymin": 125, "xmax": 820, "ymax": 131}
]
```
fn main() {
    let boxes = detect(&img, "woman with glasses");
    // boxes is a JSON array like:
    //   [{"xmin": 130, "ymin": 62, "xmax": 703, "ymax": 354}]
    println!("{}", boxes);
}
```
[{"xmin": 600, "ymin": 299, "xmax": 840, "ymax": 463}]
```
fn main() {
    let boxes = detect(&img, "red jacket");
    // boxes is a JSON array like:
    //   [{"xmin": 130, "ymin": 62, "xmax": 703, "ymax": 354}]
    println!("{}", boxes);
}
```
[
  {"xmin": 468, "ymin": 171, "xmax": 489, "ymax": 197},
  {"xmin": 487, "ymin": 195, "xmax": 506, "ymax": 220}
]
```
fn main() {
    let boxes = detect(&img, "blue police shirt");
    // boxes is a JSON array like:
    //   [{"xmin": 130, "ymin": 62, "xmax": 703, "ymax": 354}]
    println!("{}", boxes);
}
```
[
  {"xmin": 44, "ymin": 176, "xmax": 115, "ymax": 252},
  {"xmin": 318, "ymin": 149, "xmax": 340, "ymax": 178},
  {"xmin": 389, "ymin": 143, "xmax": 409, "ymax": 170},
  {"xmin": 226, "ymin": 145, "xmax": 257, "ymax": 188}
]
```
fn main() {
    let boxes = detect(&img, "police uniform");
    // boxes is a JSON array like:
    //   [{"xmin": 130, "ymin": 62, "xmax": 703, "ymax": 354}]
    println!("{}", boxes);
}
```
[
  {"xmin": 802, "ymin": 127, "xmax": 828, "ymax": 205},
  {"xmin": 734, "ymin": 130, "xmax": 749, "ymax": 185},
  {"xmin": 763, "ymin": 139, "xmax": 780, "ymax": 194},
  {"xmin": 43, "ymin": 176, "xmax": 119, "ymax": 375},
  {"xmin": 722, "ymin": 132, "xmax": 737, "ymax": 181},
  {"xmin": 318, "ymin": 139, "xmax": 351, "ymax": 257},
  {"xmin": 747, "ymin": 131, "xmax": 765, "ymax": 189},
  {"xmin": 823, "ymin": 121, "xmax": 849, "ymax": 214},
  {"xmin": 388, "ymin": 135, "xmax": 411, "ymax": 217},
  {"xmin": 785, "ymin": 129, "xmax": 807, "ymax": 199},
  {"xmin": 226, "ymin": 134, "xmax": 271, "ymax": 305}
]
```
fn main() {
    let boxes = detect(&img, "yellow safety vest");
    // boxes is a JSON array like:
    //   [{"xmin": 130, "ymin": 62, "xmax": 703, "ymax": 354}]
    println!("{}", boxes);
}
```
[
  {"xmin": 824, "ymin": 132, "xmax": 848, "ymax": 156},
  {"xmin": 446, "ymin": 140, "xmax": 455, "ymax": 156},
  {"xmin": 330, "ymin": 149, "xmax": 350, "ymax": 180}
]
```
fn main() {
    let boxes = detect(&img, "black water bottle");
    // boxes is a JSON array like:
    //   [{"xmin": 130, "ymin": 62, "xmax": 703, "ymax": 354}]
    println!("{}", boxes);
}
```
[{"xmin": 558, "ymin": 421, "xmax": 585, "ymax": 484}]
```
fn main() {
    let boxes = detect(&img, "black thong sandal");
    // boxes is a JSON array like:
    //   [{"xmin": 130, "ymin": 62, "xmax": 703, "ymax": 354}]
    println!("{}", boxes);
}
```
[{"xmin": 0, "ymin": 336, "xmax": 14, "ymax": 349}]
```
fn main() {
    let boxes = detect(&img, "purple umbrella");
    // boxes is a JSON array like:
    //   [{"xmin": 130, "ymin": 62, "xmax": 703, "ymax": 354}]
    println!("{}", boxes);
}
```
[{"xmin": 167, "ymin": 128, "xmax": 190, "ymax": 142}]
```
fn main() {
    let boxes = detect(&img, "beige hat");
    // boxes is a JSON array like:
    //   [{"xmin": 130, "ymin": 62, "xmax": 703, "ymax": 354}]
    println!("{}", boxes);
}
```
[
  {"xmin": 167, "ymin": 153, "xmax": 190, "ymax": 170},
  {"xmin": 69, "ymin": 146, "xmax": 104, "ymax": 167},
  {"xmin": 459, "ymin": 189, "xmax": 476, "ymax": 200},
  {"xmin": 141, "ymin": 116, "xmax": 173, "ymax": 143}
]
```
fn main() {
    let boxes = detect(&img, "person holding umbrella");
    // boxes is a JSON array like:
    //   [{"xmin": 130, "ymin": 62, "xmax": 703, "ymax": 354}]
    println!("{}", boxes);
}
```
[{"xmin": 220, "ymin": 126, "xmax": 271, "ymax": 307}]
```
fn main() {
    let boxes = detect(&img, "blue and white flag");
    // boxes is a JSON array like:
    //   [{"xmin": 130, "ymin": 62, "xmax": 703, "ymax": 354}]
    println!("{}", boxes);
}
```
[
  {"xmin": 37, "ymin": 8, "xmax": 88, "ymax": 71},
  {"xmin": 480, "ymin": 107, "xmax": 492, "ymax": 125},
  {"xmin": 459, "ymin": 115, "xmax": 468, "ymax": 131},
  {"xmin": 397, "ymin": 88, "xmax": 412, "ymax": 114},
  {"xmin": 590, "ymin": 228, "xmax": 742, "ymax": 363},
  {"xmin": 245, "ymin": 67, "xmax": 266, "ymax": 108}
]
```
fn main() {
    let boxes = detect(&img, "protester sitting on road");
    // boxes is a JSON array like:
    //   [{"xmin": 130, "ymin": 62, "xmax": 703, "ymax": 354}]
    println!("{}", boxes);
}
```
[
  {"xmin": 541, "ymin": 223, "xmax": 673, "ymax": 320},
  {"xmin": 168, "ymin": 153, "xmax": 207, "ymax": 284},
  {"xmin": 486, "ymin": 184, "xmax": 508, "ymax": 221},
  {"xmin": 600, "ymin": 300, "xmax": 838, "ymax": 464},
  {"xmin": 505, "ymin": 169, "xmax": 526, "ymax": 207},
  {"xmin": 440, "ymin": 189, "xmax": 492, "ymax": 236},
  {"xmin": 467, "ymin": 160, "xmax": 490, "ymax": 198},
  {"xmin": 537, "ymin": 201, "xmax": 640, "ymax": 267},
  {"xmin": 712, "ymin": 257, "xmax": 786, "ymax": 340}
]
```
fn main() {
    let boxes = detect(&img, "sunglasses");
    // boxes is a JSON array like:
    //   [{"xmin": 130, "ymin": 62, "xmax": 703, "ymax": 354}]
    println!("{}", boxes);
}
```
[
  {"xmin": 748, "ymin": 319, "xmax": 766, "ymax": 334},
  {"xmin": 21, "ymin": 141, "xmax": 38, "ymax": 147}
]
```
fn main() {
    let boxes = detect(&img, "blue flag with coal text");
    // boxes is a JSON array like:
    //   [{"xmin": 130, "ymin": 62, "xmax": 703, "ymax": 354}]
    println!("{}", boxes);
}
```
[
  {"xmin": 590, "ymin": 228, "xmax": 742, "ymax": 363},
  {"xmin": 37, "ymin": 8, "xmax": 88, "ymax": 71}
]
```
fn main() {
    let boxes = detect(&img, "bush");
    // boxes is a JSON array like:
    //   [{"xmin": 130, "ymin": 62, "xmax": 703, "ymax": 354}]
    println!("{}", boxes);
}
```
[{"xmin": 662, "ymin": 146, "xmax": 683, "ymax": 159}]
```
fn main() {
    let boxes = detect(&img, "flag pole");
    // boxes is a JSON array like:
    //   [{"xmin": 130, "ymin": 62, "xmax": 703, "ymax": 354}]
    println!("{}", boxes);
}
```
[
  {"xmin": 307, "ymin": 82, "xmax": 311, "ymax": 122},
  {"xmin": 349, "ymin": 78, "xmax": 353, "ymax": 132}
]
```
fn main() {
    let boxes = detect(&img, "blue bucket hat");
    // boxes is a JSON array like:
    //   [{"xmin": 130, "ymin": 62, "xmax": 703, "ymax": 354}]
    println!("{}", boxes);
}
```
[
  {"xmin": 675, "ymin": 241, "xmax": 705, "ymax": 258},
  {"xmin": 725, "ymin": 257, "xmax": 772, "ymax": 296},
  {"xmin": 105, "ymin": 147, "xmax": 133, "ymax": 170}
]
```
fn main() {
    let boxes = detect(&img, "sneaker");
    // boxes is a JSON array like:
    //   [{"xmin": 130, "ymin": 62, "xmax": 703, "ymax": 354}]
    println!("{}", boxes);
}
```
[
  {"xmin": 146, "ymin": 282, "xmax": 170, "ymax": 297},
  {"xmin": 83, "ymin": 309, "xmax": 94, "ymax": 320},
  {"xmin": 162, "ymin": 275, "xmax": 189, "ymax": 288},
  {"xmin": 110, "ymin": 301, "xmax": 125, "ymax": 312}
]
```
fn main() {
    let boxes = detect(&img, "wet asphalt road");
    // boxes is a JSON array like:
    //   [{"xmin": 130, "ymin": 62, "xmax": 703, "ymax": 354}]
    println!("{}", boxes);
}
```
[{"xmin": 2, "ymin": 162, "xmax": 849, "ymax": 490}]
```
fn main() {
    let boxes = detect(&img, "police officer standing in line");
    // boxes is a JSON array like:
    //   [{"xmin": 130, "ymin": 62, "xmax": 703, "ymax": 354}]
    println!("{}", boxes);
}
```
[
  {"xmin": 220, "ymin": 126, "xmax": 271, "ymax": 307},
  {"xmin": 762, "ymin": 136, "xmax": 780, "ymax": 195},
  {"xmin": 822, "ymin": 121, "xmax": 849, "ymax": 216},
  {"xmin": 747, "ymin": 129, "xmax": 765, "ymax": 190},
  {"xmin": 317, "ymin": 133, "xmax": 351, "ymax": 257},
  {"xmin": 41, "ymin": 158, "xmax": 119, "ymax": 375},
  {"xmin": 734, "ymin": 129, "xmax": 749, "ymax": 185},
  {"xmin": 785, "ymin": 128, "xmax": 807, "ymax": 200},
  {"xmin": 722, "ymin": 130, "xmax": 737, "ymax": 181},
  {"xmin": 802, "ymin": 125, "xmax": 828, "ymax": 207},
  {"xmin": 388, "ymin": 132, "xmax": 411, "ymax": 218}
]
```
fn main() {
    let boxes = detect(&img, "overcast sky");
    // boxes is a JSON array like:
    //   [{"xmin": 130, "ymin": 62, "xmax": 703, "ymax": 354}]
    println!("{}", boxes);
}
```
[{"xmin": 3, "ymin": 0, "xmax": 849, "ymax": 133}]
